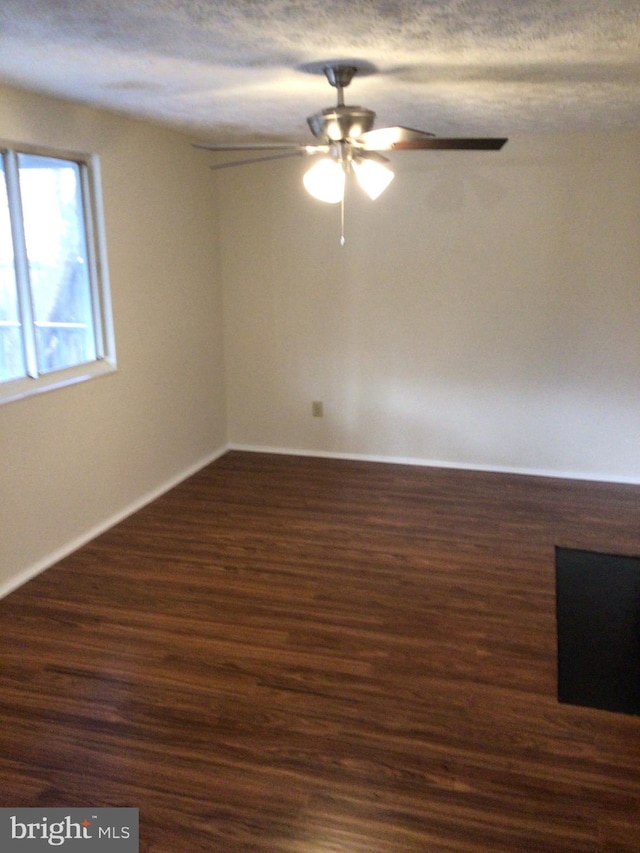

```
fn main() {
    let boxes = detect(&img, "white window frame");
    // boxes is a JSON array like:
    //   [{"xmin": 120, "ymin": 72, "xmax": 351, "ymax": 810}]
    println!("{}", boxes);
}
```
[{"xmin": 0, "ymin": 141, "xmax": 116, "ymax": 405}]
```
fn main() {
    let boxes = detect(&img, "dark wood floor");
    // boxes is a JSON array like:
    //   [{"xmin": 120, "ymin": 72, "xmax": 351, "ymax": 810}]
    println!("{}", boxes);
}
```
[{"xmin": 1, "ymin": 451, "xmax": 640, "ymax": 852}]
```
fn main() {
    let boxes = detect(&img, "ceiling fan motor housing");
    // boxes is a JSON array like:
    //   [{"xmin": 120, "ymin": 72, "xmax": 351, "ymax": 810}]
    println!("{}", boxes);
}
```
[{"xmin": 307, "ymin": 105, "xmax": 376, "ymax": 143}]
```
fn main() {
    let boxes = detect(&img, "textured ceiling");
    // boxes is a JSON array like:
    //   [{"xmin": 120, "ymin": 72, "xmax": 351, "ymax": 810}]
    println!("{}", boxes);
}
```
[{"xmin": 0, "ymin": 1, "xmax": 639, "ymax": 143}]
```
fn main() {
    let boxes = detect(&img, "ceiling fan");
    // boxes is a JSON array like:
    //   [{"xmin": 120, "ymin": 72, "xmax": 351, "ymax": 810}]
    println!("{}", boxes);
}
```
[{"xmin": 194, "ymin": 63, "xmax": 507, "ymax": 240}]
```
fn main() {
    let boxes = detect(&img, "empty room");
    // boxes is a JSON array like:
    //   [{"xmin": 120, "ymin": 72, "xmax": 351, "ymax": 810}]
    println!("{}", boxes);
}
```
[{"xmin": 1, "ymin": 3, "xmax": 639, "ymax": 851}]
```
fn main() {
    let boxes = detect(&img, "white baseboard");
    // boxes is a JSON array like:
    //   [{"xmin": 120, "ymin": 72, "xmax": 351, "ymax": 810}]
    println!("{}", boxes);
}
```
[
  {"xmin": 227, "ymin": 443, "xmax": 640, "ymax": 486},
  {"xmin": 0, "ymin": 444, "xmax": 229, "ymax": 601}
]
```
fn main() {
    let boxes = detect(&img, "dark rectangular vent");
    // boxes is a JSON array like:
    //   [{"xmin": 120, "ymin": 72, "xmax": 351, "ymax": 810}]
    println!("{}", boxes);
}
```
[{"xmin": 556, "ymin": 547, "xmax": 640, "ymax": 715}]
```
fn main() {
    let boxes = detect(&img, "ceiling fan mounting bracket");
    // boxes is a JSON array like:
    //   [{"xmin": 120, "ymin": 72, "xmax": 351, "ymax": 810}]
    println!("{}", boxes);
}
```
[{"xmin": 324, "ymin": 64, "xmax": 358, "ymax": 91}]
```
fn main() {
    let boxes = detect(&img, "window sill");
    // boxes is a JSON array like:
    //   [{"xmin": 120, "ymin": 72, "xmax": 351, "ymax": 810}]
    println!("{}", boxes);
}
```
[{"xmin": 0, "ymin": 358, "xmax": 117, "ymax": 406}]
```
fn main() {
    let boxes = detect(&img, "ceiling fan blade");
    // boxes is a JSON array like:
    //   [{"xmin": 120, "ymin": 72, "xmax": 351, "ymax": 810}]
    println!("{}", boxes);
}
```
[
  {"xmin": 391, "ymin": 137, "xmax": 508, "ymax": 151},
  {"xmin": 361, "ymin": 126, "xmax": 436, "ymax": 150},
  {"xmin": 208, "ymin": 150, "xmax": 320, "ymax": 171},
  {"xmin": 194, "ymin": 141, "xmax": 311, "ymax": 152},
  {"xmin": 361, "ymin": 127, "xmax": 507, "ymax": 151}
]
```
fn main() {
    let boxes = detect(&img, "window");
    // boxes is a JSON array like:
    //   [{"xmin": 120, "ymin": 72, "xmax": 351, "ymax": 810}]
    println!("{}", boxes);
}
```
[{"xmin": 0, "ymin": 143, "xmax": 115, "ymax": 403}]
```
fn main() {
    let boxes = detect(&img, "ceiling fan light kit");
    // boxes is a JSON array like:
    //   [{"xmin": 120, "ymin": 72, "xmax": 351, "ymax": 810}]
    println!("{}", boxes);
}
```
[{"xmin": 302, "ymin": 139, "xmax": 395, "ymax": 203}]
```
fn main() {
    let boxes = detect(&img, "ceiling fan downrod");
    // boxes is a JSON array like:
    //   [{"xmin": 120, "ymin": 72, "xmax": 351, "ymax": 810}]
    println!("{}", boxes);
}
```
[{"xmin": 323, "ymin": 64, "xmax": 358, "ymax": 107}]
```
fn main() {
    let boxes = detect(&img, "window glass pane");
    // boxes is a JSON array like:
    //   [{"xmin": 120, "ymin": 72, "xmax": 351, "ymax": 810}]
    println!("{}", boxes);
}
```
[
  {"xmin": 0, "ymin": 157, "xmax": 27, "ymax": 382},
  {"xmin": 18, "ymin": 154, "xmax": 97, "ymax": 374}
]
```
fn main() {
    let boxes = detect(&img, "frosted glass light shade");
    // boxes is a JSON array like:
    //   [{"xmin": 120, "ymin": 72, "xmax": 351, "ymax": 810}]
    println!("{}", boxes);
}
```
[
  {"xmin": 303, "ymin": 158, "xmax": 345, "ymax": 203},
  {"xmin": 352, "ymin": 158, "xmax": 394, "ymax": 200}
]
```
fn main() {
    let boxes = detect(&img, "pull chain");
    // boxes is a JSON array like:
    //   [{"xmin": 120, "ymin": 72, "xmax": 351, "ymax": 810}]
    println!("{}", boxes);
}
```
[{"xmin": 340, "ymin": 193, "xmax": 345, "ymax": 246}]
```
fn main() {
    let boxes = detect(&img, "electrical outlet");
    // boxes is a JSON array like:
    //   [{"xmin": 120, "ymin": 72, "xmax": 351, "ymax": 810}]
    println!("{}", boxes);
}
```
[{"xmin": 312, "ymin": 401, "xmax": 323, "ymax": 418}]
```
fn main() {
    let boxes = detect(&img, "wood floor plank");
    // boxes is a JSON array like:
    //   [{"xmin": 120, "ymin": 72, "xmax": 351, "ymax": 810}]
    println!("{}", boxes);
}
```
[{"xmin": 1, "ymin": 450, "xmax": 639, "ymax": 851}]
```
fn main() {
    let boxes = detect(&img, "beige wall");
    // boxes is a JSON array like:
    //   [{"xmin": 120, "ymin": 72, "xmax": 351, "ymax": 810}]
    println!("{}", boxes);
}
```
[
  {"xmin": 0, "ymin": 86, "xmax": 226, "ymax": 593},
  {"xmin": 220, "ymin": 132, "xmax": 640, "ymax": 482}
]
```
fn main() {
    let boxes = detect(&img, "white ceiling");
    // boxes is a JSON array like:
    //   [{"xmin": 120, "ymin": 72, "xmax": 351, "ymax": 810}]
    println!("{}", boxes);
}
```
[{"xmin": 1, "ymin": 0, "xmax": 639, "ymax": 143}]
